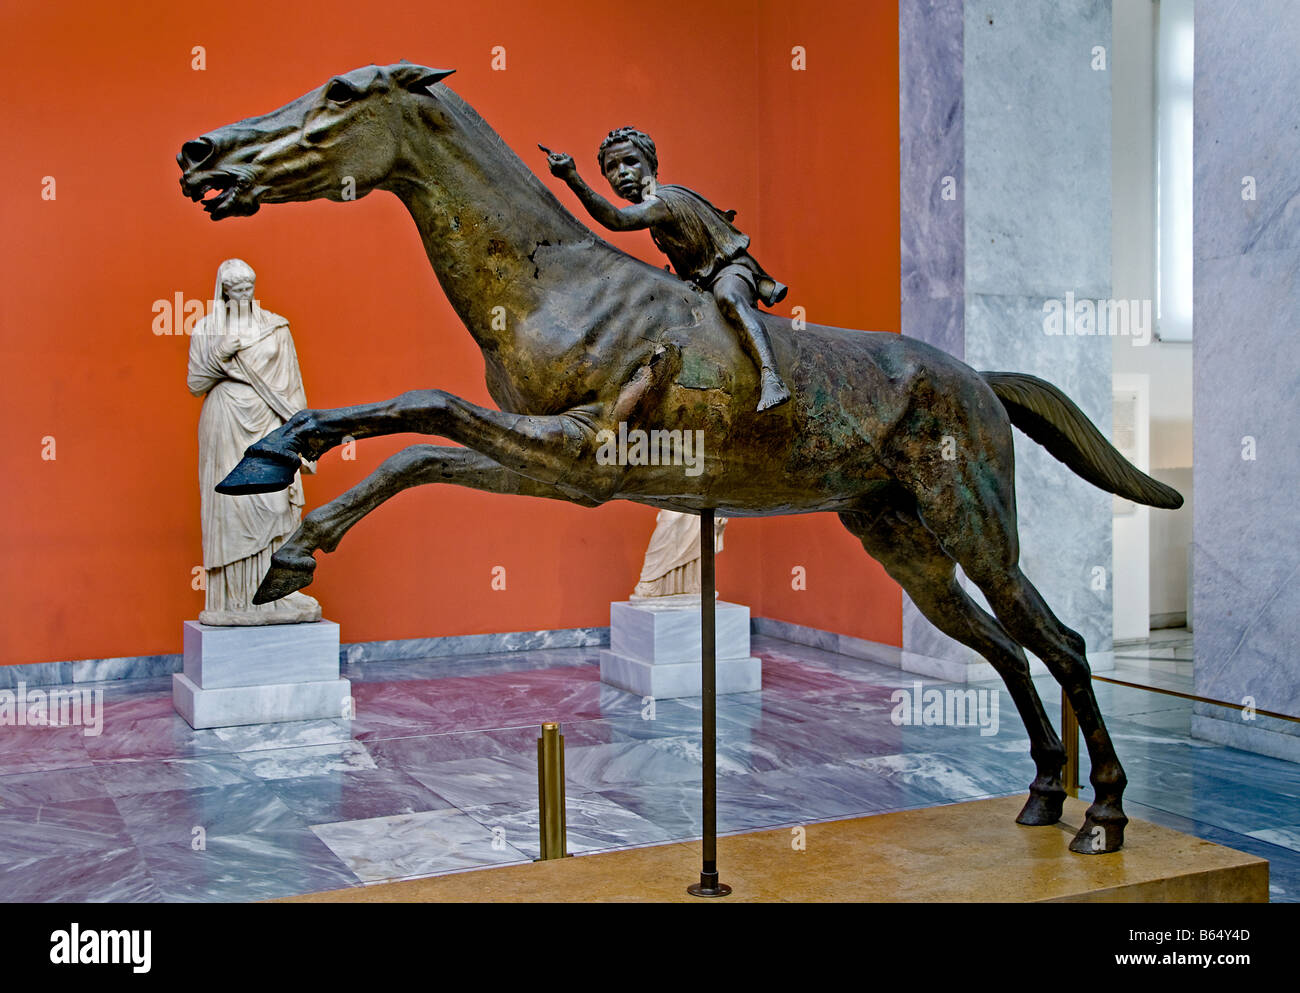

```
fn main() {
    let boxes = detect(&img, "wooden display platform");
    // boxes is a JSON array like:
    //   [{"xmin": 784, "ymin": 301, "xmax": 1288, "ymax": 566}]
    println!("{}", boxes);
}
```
[{"xmin": 282, "ymin": 795, "xmax": 1268, "ymax": 903}]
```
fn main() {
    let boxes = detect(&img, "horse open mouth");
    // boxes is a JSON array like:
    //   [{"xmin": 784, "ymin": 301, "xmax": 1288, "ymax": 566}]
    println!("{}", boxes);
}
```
[{"xmin": 186, "ymin": 173, "xmax": 256, "ymax": 219}]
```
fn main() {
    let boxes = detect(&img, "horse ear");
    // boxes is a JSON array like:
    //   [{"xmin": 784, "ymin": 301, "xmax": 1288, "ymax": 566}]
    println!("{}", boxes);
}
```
[{"xmin": 391, "ymin": 64, "xmax": 456, "ymax": 94}]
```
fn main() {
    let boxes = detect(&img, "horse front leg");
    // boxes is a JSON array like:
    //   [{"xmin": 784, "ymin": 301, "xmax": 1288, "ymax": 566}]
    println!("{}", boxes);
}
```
[
  {"xmin": 254, "ymin": 443, "xmax": 601, "ymax": 603},
  {"xmin": 219, "ymin": 346, "xmax": 680, "ymax": 498},
  {"xmin": 218, "ymin": 388, "xmax": 624, "ymax": 501}
]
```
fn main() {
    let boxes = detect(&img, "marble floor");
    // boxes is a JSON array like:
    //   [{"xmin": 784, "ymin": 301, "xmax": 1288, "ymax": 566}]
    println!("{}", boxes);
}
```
[{"xmin": 1, "ymin": 630, "xmax": 1296, "ymax": 902}]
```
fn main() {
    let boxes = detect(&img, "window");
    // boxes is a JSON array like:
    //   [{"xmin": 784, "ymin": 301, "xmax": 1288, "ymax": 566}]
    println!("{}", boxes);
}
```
[{"xmin": 1155, "ymin": 0, "xmax": 1194, "ymax": 341}]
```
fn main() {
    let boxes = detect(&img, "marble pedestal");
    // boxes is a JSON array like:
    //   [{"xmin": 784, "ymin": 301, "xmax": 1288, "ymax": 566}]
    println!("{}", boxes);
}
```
[
  {"xmin": 599, "ymin": 598, "xmax": 761, "ymax": 699},
  {"xmin": 173, "ymin": 619, "xmax": 350, "ymax": 730}
]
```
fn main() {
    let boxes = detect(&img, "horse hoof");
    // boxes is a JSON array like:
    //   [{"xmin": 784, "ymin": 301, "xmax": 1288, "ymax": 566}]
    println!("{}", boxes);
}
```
[
  {"xmin": 217, "ymin": 449, "xmax": 300, "ymax": 495},
  {"xmin": 1069, "ymin": 811, "xmax": 1127, "ymax": 854},
  {"xmin": 1016, "ymin": 788, "xmax": 1065, "ymax": 826},
  {"xmin": 252, "ymin": 552, "xmax": 316, "ymax": 604}
]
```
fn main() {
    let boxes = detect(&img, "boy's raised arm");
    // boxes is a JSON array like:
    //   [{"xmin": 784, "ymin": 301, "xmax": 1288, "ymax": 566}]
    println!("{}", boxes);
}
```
[{"xmin": 540, "ymin": 145, "xmax": 667, "ymax": 232}]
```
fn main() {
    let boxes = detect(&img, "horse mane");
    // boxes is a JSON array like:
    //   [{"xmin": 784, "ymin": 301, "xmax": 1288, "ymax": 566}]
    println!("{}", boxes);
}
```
[{"xmin": 436, "ymin": 86, "xmax": 595, "ymax": 243}]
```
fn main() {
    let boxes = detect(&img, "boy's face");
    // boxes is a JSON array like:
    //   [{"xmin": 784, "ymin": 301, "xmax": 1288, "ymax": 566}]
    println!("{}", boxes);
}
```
[{"xmin": 602, "ymin": 141, "xmax": 652, "ymax": 203}]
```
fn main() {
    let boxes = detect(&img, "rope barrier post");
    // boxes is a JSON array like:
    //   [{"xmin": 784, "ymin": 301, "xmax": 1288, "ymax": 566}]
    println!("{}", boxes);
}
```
[
  {"xmin": 537, "ymin": 722, "xmax": 567, "ymax": 860},
  {"xmin": 1062, "ymin": 691, "xmax": 1080, "ymax": 798}
]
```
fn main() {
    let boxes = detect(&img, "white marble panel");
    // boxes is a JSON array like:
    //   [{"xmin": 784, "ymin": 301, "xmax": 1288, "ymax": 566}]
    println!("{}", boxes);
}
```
[
  {"xmin": 183, "ymin": 620, "xmax": 340, "ymax": 688},
  {"xmin": 608, "ymin": 600, "xmax": 752, "ymax": 664},
  {"xmin": 598, "ymin": 650, "xmax": 762, "ymax": 700},
  {"xmin": 964, "ymin": 0, "xmax": 1112, "ymax": 298},
  {"xmin": 173, "ymin": 673, "xmax": 352, "ymax": 730}
]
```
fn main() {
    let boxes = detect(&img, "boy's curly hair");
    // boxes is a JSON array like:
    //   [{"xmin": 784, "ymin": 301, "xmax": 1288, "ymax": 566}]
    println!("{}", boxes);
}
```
[{"xmin": 597, "ymin": 127, "xmax": 658, "ymax": 177}]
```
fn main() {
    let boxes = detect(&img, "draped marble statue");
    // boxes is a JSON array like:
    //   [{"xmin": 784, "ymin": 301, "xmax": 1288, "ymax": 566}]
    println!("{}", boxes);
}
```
[
  {"xmin": 632, "ymin": 510, "xmax": 727, "ymax": 599},
  {"xmin": 188, "ymin": 259, "xmax": 321, "ymax": 625}
]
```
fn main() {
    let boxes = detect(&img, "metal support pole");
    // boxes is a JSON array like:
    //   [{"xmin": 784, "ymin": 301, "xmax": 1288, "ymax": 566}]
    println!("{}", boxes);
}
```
[
  {"xmin": 1061, "ymin": 691, "xmax": 1079, "ymax": 797},
  {"xmin": 537, "ymin": 722, "xmax": 568, "ymax": 860},
  {"xmin": 687, "ymin": 508, "xmax": 731, "ymax": 898}
]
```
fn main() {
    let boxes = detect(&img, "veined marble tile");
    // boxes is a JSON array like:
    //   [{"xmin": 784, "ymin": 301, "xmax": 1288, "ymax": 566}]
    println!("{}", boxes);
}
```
[
  {"xmin": 846, "ymin": 751, "xmax": 1023, "ymax": 805},
  {"xmin": 640, "ymin": 732, "xmax": 822, "ymax": 779},
  {"xmin": 365, "ymin": 721, "xmax": 622, "ymax": 776},
  {"xmin": 310, "ymin": 807, "xmax": 530, "ymax": 883},
  {"xmin": 401, "ymin": 754, "xmax": 542, "ymax": 809},
  {"xmin": 236, "ymin": 741, "xmax": 377, "ymax": 781},
  {"xmin": 0, "ymin": 796, "xmax": 133, "ymax": 860},
  {"xmin": 270, "ymin": 767, "xmax": 455, "ymax": 824},
  {"xmin": 365, "ymin": 729, "xmax": 525, "ymax": 772},
  {"xmin": 602, "ymin": 698, "xmax": 750, "ymax": 742},
  {"xmin": 212, "ymin": 718, "xmax": 353, "ymax": 753},
  {"xmin": 342, "ymin": 646, "xmax": 603, "ymax": 684},
  {"xmin": 964, "ymin": 0, "xmax": 1112, "ymax": 297},
  {"xmin": 1193, "ymin": 246, "xmax": 1300, "ymax": 722},
  {"xmin": 0, "ymin": 662, "xmax": 73, "ymax": 689},
  {"xmin": 95, "ymin": 754, "xmax": 262, "ymax": 798},
  {"xmin": 4, "ymin": 631, "xmax": 1296, "ymax": 902},
  {"xmin": 0, "ymin": 846, "xmax": 164, "ymax": 903},
  {"xmin": 902, "ymin": 296, "xmax": 965, "ymax": 364},
  {"xmin": 341, "ymin": 626, "xmax": 608, "ymax": 666},
  {"xmin": 462, "ymin": 791, "xmax": 675, "ymax": 858},
  {"xmin": 1246, "ymin": 825, "xmax": 1300, "ymax": 855},
  {"xmin": 562, "ymin": 739, "xmax": 710, "ymax": 792},
  {"xmin": 349, "ymin": 669, "xmax": 604, "ymax": 740},
  {"xmin": 753, "ymin": 652, "xmax": 888, "ymax": 698},
  {"xmin": 0, "ymin": 725, "xmax": 95, "ymax": 776},
  {"xmin": 98, "ymin": 685, "xmax": 180, "ymax": 722},
  {"xmin": 1194, "ymin": 3, "xmax": 1300, "ymax": 259},
  {"xmin": 113, "ymin": 781, "xmax": 305, "ymax": 848},
  {"xmin": 72, "ymin": 656, "xmax": 181, "ymax": 684},
  {"xmin": 596, "ymin": 771, "xmax": 884, "ymax": 842},
  {"xmin": 900, "ymin": 0, "xmax": 964, "ymax": 304},
  {"xmin": 83, "ymin": 713, "xmax": 230, "ymax": 762},
  {"xmin": 0, "ymin": 766, "xmax": 110, "ymax": 808},
  {"xmin": 138, "ymin": 828, "xmax": 361, "ymax": 902}
]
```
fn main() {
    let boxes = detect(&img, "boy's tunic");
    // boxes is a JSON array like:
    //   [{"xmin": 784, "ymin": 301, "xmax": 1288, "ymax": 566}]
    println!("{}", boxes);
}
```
[{"xmin": 646, "ymin": 184, "xmax": 788, "ymax": 306}]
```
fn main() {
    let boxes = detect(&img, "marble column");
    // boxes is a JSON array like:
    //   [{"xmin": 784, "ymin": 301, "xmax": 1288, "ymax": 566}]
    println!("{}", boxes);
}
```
[
  {"xmin": 900, "ymin": 0, "xmax": 1115, "ymax": 680},
  {"xmin": 900, "ymin": 0, "xmax": 976, "ymax": 678},
  {"xmin": 1190, "ymin": 1, "xmax": 1300, "ymax": 761}
]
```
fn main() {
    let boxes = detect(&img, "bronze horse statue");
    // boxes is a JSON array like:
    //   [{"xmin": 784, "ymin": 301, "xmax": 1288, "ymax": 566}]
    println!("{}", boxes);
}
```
[{"xmin": 177, "ymin": 62, "xmax": 1182, "ymax": 855}]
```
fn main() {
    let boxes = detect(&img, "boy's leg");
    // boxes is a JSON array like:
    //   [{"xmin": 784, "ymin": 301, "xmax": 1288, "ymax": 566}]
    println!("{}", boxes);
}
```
[{"xmin": 713, "ymin": 273, "xmax": 792, "ymax": 411}]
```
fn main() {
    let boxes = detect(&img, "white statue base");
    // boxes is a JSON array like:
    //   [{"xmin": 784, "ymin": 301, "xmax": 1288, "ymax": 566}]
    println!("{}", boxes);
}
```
[
  {"xmin": 173, "ymin": 619, "xmax": 350, "ymax": 729},
  {"xmin": 600, "ymin": 598, "xmax": 762, "ymax": 699}
]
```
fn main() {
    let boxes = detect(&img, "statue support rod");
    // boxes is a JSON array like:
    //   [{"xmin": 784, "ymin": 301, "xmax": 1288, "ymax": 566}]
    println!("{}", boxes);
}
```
[{"xmin": 688, "ymin": 508, "xmax": 731, "ymax": 898}]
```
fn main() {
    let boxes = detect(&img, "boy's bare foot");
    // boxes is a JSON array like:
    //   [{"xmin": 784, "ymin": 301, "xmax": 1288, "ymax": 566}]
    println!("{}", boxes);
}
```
[{"xmin": 757, "ymin": 368, "xmax": 792, "ymax": 411}]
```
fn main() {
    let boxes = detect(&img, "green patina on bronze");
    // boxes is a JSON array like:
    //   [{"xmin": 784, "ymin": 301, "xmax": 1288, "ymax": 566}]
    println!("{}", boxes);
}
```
[{"xmin": 178, "ymin": 63, "xmax": 1184, "ymax": 855}]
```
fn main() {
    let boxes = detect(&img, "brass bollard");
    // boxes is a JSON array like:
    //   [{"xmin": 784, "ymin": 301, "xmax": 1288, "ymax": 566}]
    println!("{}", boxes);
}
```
[
  {"xmin": 537, "ymin": 722, "xmax": 568, "ymax": 860},
  {"xmin": 1062, "ymin": 690, "xmax": 1080, "ymax": 797}
]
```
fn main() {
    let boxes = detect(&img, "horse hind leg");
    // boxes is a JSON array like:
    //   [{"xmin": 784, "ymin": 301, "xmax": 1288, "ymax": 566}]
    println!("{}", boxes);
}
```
[
  {"xmin": 923, "ymin": 478, "xmax": 1129, "ymax": 854},
  {"xmin": 838, "ymin": 505, "xmax": 1067, "ymax": 828},
  {"xmin": 968, "ymin": 561, "xmax": 1128, "ymax": 853},
  {"xmin": 254, "ymin": 444, "xmax": 600, "ymax": 604}
]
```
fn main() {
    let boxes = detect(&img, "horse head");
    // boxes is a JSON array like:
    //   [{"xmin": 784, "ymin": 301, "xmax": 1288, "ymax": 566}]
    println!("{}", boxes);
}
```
[{"xmin": 178, "ymin": 62, "xmax": 455, "ymax": 220}]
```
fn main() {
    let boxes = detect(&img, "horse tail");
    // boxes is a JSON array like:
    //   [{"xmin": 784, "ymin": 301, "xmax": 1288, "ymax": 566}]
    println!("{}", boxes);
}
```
[{"xmin": 981, "ymin": 371, "xmax": 1184, "ymax": 510}]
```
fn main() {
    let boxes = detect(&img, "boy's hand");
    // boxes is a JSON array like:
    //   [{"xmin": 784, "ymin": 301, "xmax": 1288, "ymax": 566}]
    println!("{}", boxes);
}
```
[{"xmin": 539, "ymin": 144, "xmax": 577, "ymax": 180}]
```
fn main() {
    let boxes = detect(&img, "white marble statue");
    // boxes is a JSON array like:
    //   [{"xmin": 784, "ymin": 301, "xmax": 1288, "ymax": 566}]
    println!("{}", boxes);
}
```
[
  {"xmin": 631, "ymin": 510, "xmax": 728, "ymax": 600},
  {"xmin": 188, "ymin": 258, "xmax": 321, "ymax": 625}
]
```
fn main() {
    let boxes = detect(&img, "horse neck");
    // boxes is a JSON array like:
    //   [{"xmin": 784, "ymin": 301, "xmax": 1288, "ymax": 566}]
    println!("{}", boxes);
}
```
[{"xmin": 392, "ymin": 95, "xmax": 598, "ymax": 352}]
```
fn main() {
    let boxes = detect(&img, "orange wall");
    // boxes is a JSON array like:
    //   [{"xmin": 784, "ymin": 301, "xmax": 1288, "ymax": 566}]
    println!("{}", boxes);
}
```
[{"xmin": 0, "ymin": 0, "xmax": 900, "ymax": 666}]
